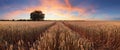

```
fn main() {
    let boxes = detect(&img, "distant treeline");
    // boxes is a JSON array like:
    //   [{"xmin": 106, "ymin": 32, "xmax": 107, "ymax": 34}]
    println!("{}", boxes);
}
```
[
  {"xmin": 0, "ymin": 19, "xmax": 86, "ymax": 21},
  {"xmin": 0, "ymin": 19, "xmax": 58, "ymax": 21},
  {"xmin": 0, "ymin": 19, "xmax": 32, "ymax": 21}
]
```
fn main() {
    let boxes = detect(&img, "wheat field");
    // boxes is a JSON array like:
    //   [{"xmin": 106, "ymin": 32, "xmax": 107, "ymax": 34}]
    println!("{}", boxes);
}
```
[{"xmin": 0, "ymin": 21, "xmax": 120, "ymax": 50}]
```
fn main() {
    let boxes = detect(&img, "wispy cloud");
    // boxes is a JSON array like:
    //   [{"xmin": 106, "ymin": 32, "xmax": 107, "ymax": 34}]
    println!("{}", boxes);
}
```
[{"xmin": 2, "ymin": 0, "xmax": 96, "ymax": 20}]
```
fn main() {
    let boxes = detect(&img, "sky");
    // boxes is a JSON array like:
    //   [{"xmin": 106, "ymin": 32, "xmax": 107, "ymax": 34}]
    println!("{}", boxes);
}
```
[{"xmin": 0, "ymin": 0, "xmax": 120, "ymax": 20}]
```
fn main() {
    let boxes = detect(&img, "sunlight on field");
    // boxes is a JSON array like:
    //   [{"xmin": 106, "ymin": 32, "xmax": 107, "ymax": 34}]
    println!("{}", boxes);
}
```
[{"xmin": 0, "ymin": 21, "xmax": 120, "ymax": 50}]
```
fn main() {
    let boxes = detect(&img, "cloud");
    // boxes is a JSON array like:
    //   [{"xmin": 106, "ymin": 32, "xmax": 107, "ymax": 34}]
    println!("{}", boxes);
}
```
[
  {"xmin": 65, "ymin": 0, "xmax": 72, "ymax": 9},
  {"xmin": 2, "ymin": 0, "xmax": 96, "ymax": 20}
]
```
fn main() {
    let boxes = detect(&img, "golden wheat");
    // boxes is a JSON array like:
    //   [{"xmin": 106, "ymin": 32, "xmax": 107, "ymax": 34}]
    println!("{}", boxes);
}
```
[{"xmin": 0, "ymin": 21, "xmax": 120, "ymax": 50}]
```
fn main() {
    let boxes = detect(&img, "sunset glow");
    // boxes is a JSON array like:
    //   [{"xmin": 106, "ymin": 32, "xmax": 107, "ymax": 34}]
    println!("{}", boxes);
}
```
[{"xmin": 0, "ymin": 0, "xmax": 120, "ymax": 20}]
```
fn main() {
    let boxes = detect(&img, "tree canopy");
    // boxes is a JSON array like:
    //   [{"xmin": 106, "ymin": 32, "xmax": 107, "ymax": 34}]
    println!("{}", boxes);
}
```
[{"xmin": 30, "ymin": 10, "xmax": 45, "ymax": 21}]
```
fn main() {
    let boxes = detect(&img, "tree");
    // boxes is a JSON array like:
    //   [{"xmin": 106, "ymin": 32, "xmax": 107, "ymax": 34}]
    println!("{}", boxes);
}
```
[{"xmin": 30, "ymin": 10, "xmax": 45, "ymax": 21}]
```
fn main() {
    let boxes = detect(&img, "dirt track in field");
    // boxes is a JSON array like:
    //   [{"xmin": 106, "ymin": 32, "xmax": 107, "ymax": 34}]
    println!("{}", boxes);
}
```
[{"xmin": 34, "ymin": 22, "xmax": 93, "ymax": 50}]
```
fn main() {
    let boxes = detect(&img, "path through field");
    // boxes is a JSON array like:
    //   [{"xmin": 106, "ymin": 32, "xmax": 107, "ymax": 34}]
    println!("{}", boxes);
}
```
[
  {"xmin": 31, "ymin": 22, "xmax": 93, "ymax": 50},
  {"xmin": 0, "ymin": 21, "xmax": 120, "ymax": 50}
]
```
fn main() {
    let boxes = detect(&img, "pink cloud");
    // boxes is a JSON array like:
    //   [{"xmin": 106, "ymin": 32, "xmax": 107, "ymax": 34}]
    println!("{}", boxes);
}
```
[{"xmin": 2, "ymin": 0, "xmax": 96, "ymax": 20}]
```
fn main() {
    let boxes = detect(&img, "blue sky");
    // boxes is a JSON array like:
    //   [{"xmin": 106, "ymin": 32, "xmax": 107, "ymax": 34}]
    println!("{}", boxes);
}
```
[{"xmin": 0, "ymin": 0, "xmax": 120, "ymax": 20}]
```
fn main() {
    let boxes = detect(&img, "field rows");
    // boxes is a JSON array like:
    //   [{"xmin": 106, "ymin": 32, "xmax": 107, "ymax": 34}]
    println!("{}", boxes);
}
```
[
  {"xmin": 0, "ymin": 21, "xmax": 120, "ymax": 50},
  {"xmin": 0, "ymin": 21, "xmax": 55, "ymax": 50},
  {"xmin": 64, "ymin": 21, "xmax": 120, "ymax": 50},
  {"xmin": 29, "ymin": 22, "xmax": 93, "ymax": 50}
]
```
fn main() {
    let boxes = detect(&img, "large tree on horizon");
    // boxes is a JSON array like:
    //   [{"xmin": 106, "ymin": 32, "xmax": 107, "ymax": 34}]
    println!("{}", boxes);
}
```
[{"xmin": 30, "ymin": 10, "xmax": 45, "ymax": 21}]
